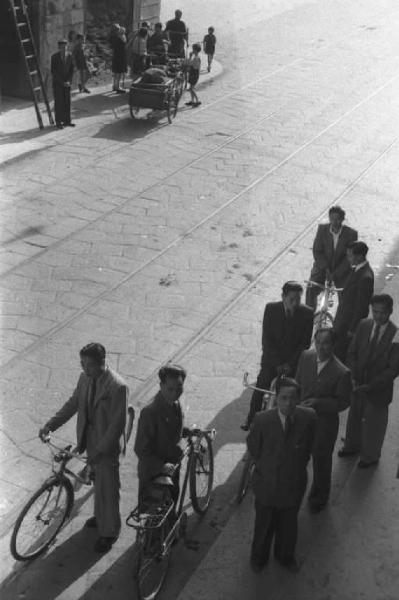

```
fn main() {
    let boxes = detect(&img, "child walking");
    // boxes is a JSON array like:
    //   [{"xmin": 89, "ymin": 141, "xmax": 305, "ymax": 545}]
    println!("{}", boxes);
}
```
[
  {"xmin": 185, "ymin": 43, "xmax": 201, "ymax": 107},
  {"xmin": 203, "ymin": 27, "xmax": 216, "ymax": 72}
]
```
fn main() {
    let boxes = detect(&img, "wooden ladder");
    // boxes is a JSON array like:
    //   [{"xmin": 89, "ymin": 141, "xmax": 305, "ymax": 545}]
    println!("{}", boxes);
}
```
[{"xmin": 8, "ymin": 0, "xmax": 54, "ymax": 129}]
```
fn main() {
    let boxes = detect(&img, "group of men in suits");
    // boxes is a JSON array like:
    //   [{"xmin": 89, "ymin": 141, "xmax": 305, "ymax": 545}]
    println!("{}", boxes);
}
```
[{"xmin": 244, "ymin": 204, "xmax": 399, "ymax": 573}]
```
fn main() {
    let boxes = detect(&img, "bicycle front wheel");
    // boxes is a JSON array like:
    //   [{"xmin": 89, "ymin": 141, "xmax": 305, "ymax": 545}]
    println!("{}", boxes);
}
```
[
  {"xmin": 189, "ymin": 433, "xmax": 214, "ymax": 515},
  {"xmin": 10, "ymin": 477, "xmax": 74, "ymax": 561},
  {"xmin": 134, "ymin": 523, "xmax": 171, "ymax": 600}
]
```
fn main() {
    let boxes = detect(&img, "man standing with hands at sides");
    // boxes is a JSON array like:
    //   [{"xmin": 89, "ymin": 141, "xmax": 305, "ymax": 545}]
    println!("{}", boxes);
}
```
[
  {"xmin": 338, "ymin": 294, "xmax": 399, "ymax": 468},
  {"xmin": 306, "ymin": 206, "xmax": 357, "ymax": 310},
  {"xmin": 39, "ymin": 343, "xmax": 129, "ymax": 553},
  {"xmin": 295, "ymin": 329, "xmax": 352, "ymax": 513},
  {"xmin": 51, "ymin": 39, "xmax": 75, "ymax": 129},
  {"xmin": 333, "ymin": 241, "xmax": 374, "ymax": 362},
  {"xmin": 247, "ymin": 377, "xmax": 316, "ymax": 573},
  {"xmin": 241, "ymin": 281, "xmax": 313, "ymax": 431}
]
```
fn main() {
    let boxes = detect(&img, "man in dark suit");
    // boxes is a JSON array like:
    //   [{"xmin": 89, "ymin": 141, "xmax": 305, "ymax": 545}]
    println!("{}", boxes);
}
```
[
  {"xmin": 242, "ymin": 281, "xmax": 314, "ymax": 430},
  {"xmin": 39, "ymin": 343, "xmax": 129, "ymax": 553},
  {"xmin": 306, "ymin": 206, "xmax": 357, "ymax": 310},
  {"xmin": 247, "ymin": 377, "xmax": 316, "ymax": 573},
  {"xmin": 333, "ymin": 241, "xmax": 374, "ymax": 362},
  {"xmin": 338, "ymin": 294, "xmax": 399, "ymax": 468},
  {"xmin": 134, "ymin": 363, "xmax": 186, "ymax": 508},
  {"xmin": 51, "ymin": 39, "xmax": 75, "ymax": 129},
  {"xmin": 295, "ymin": 329, "xmax": 352, "ymax": 512}
]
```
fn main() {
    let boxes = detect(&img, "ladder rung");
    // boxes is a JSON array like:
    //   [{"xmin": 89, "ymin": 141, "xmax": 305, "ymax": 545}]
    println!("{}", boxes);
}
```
[
  {"xmin": 33, "ymin": 86, "xmax": 41, "ymax": 92},
  {"xmin": 21, "ymin": 39, "xmax": 31, "ymax": 43},
  {"xmin": 26, "ymin": 54, "xmax": 34, "ymax": 59},
  {"xmin": 29, "ymin": 70, "xmax": 38, "ymax": 76},
  {"xmin": 17, "ymin": 22, "xmax": 27, "ymax": 27}
]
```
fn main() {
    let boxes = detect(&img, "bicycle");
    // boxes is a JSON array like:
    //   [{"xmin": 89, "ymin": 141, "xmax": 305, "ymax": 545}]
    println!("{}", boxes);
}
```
[
  {"xmin": 126, "ymin": 426, "xmax": 216, "ymax": 600},
  {"xmin": 10, "ymin": 406, "xmax": 135, "ymax": 562},
  {"xmin": 305, "ymin": 279, "xmax": 342, "ymax": 336},
  {"xmin": 236, "ymin": 373, "xmax": 276, "ymax": 504}
]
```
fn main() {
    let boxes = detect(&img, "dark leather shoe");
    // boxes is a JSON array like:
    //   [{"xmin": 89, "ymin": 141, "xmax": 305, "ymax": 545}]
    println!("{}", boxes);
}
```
[
  {"xmin": 94, "ymin": 536, "xmax": 117, "ymax": 553},
  {"xmin": 56, "ymin": 123, "xmax": 64, "ymax": 129},
  {"xmin": 338, "ymin": 448, "xmax": 358, "ymax": 458},
  {"xmin": 357, "ymin": 460, "xmax": 379, "ymax": 469},
  {"xmin": 85, "ymin": 516, "xmax": 97, "ymax": 528},
  {"xmin": 276, "ymin": 557, "xmax": 301, "ymax": 573},
  {"xmin": 240, "ymin": 421, "xmax": 250, "ymax": 432},
  {"xmin": 65, "ymin": 122, "xmax": 76, "ymax": 127},
  {"xmin": 308, "ymin": 502, "xmax": 326, "ymax": 514}
]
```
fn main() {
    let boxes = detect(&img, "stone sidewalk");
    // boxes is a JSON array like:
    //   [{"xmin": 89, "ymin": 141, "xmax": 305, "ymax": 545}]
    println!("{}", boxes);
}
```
[{"xmin": 1, "ymin": 0, "xmax": 399, "ymax": 598}]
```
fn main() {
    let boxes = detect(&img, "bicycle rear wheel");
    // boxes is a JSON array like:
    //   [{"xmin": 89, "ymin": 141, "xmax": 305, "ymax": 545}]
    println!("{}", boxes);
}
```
[
  {"xmin": 10, "ymin": 476, "xmax": 74, "ymax": 561},
  {"xmin": 134, "ymin": 522, "xmax": 171, "ymax": 600},
  {"xmin": 189, "ymin": 433, "xmax": 214, "ymax": 515},
  {"xmin": 236, "ymin": 454, "xmax": 255, "ymax": 504}
]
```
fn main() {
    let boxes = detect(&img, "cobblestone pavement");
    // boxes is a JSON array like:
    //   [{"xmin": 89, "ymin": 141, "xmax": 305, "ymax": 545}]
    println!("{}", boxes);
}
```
[{"xmin": 1, "ymin": 0, "xmax": 399, "ymax": 598}]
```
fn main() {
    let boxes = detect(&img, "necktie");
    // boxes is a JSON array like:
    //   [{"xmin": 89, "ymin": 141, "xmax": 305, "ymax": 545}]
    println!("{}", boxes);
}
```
[
  {"xmin": 87, "ymin": 378, "xmax": 96, "ymax": 421},
  {"xmin": 284, "ymin": 417, "xmax": 291, "ymax": 438},
  {"xmin": 367, "ymin": 325, "xmax": 381, "ymax": 362}
]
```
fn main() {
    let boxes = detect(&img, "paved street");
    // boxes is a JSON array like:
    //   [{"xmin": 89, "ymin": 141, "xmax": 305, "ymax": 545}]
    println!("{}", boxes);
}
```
[{"xmin": 1, "ymin": 0, "xmax": 399, "ymax": 598}]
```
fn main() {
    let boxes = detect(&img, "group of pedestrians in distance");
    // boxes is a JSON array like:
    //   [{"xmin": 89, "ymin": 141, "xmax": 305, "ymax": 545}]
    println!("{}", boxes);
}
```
[
  {"xmin": 243, "ymin": 205, "xmax": 399, "ymax": 573},
  {"xmin": 50, "ymin": 10, "xmax": 217, "ymax": 127}
]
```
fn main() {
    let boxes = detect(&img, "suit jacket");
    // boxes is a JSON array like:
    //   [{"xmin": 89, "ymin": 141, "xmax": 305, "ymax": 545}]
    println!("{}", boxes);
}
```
[
  {"xmin": 295, "ymin": 349, "xmax": 352, "ymax": 415},
  {"xmin": 247, "ymin": 407, "xmax": 316, "ymax": 508},
  {"xmin": 347, "ymin": 318, "xmax": 399, "ymax": 405},
  {"xmin": 334, "ymin": 262, "xmax": 374, "ymax": 334},
  {"xmin": 46, "ymin": 367, "xmax": 129, "ymax": 456},
  {"xmin": 311, "ymin": 224, "xmax": 358, "ymax": 286},
  {"xmin": 134, "ymin": 392, "xmax": 184, "ymax": 482},
  {"xmin": 51, "ymin": 51, "xmax": 74, "ymax": 86},
  {"xmin": 262, "ymin": 302, "xmax": 314, "ymax": 371}
]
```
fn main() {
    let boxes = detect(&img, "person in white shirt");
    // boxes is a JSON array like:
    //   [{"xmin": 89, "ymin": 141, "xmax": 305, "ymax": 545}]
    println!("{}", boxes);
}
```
[
  {"xmin": 185, "ymin": 43, "xmax": 202, "ymax": 107},
  {"xmin": 338, "ymin": 294, "xmax": 399, "ymax": 467},
  {"xmin": 295, "ymin": 328, "xmax": 352, "ymax": 512}
]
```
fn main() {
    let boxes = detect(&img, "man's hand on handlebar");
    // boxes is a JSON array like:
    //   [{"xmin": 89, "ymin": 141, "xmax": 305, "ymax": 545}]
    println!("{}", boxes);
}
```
[
  {"xmin": 39, "ymin": 426, "xmax": 50, "ymax": 442},
  {"xmin": 161, "ymin": 462, "xmax": 176, "ymax": 477}
]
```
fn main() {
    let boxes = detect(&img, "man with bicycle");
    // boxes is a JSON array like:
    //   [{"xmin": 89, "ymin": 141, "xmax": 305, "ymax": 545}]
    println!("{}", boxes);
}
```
[
  {"xmin": 306, "ymin": 206, "xmax": 358, "ymax": 310},
  {"xmin": 134, "ymin": 363, "xmax": 187, "ymax": 509},
  {"xmin": 241, "ymin": 281, "xmax": 313, "ymax": 430},
  {"xmin": 39, "ymin": 343, "xmax": 129, "ymax": 553}
]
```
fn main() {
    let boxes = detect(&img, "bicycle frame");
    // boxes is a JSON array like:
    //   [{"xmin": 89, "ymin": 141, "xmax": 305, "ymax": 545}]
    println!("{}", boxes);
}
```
[{"xmin": 242, "ymin": 371, "xmax": 276, "ymax": 410}]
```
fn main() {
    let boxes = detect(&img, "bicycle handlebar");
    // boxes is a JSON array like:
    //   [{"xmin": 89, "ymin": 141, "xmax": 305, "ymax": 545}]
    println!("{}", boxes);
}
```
[
  {"xmin": 243, "ymin": 372, "xmax": 275, "ymax": 396},
  {"xmin": 304, "ymin": 280, "xmax": 343, "ymax": 292},
  {"xmin": 42, "ymin": 436, "xmax": 86, "ymax": 463}
]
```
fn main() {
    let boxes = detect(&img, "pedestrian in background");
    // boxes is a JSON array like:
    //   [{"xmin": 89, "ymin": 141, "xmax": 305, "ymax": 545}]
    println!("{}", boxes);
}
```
[
  {"xmin": 241, "ymin": 281, "xmax": 313, "ymax": 431},
  {"xmin": 131, "ymin": 26, "xmax": 149, "ymax": 74},
  {"xmin": 185, "ymin": 43, "xmax": 202, "ymax": 107},
  {"xmin": 51, "ymin": 39, "xmax": 74, "ymax": 129},
  {"xmin": 338, "ymin": 294, "xmax": 399, "ymax": 468},
  {"xmin": 295, "ymin": 328, "xmax": 352, "ymax": 513},
  {"xmin": 39, "ymin": 343, "xmax": 129, "ymax": 553},
  {"xmin": 333, "ymin": 241, "xmax": 374, "ymax": 362},
  {"xmin": 247, "ymin": 377, "xmax": 316, "ymax": 573},
  {"xmin": 305, "ymin": 206, "xmax": 358, "ymax": 310},
  {"xmin": 109, "ymin": 23, "xmax": 127, "ymax": 93},
  {"xmin": 72, "ymin": 34, "xmax": 91, "ymax": 93},
  {"xmin": 165, "ymin": 9, "xmax": 188, "ymax": 58},
  {"xmin": 203, "ymin": 26, "xmax": 216, "ymax": 72}
]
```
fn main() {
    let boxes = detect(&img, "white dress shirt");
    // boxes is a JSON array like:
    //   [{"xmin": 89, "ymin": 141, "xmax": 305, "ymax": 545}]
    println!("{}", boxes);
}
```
[
  {"xmin": 369, "ymin": 321, "xmax": 388, "ymax": 342},
  {"xmin": 353, "ymin": 260, "xmax": 368, "ymax": 272},
  {"xmin": 330, "ymin": 226, "xmax": 342, "ymax": 251}
]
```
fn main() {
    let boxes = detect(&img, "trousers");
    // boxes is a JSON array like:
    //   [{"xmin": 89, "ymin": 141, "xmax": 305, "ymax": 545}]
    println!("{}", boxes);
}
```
[
  {"xmin": 343, "ymin": 392, "xmax": 389, "ymax": 462},
  {"xmin": 309, "ymin": 413, "xmax": 339, "ymax": 506},
  {"xmin": 251, "ymin": 501, "xmax": 298, "ymax": 565}
]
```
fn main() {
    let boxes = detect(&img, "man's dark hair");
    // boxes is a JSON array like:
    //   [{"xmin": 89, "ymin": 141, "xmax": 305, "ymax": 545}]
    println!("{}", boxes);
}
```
[
  {"xmin": 329, "ymin": 205, "xmax": 345, "ymax": 220},
  {"xmin": 315, "ymin": 327, "xmax": 336, "ymax": 343},
  {"xmin": 192, "ymin": 43, "xmax": 201, "ymax": 53},
  {"xmin": 275, "ymin": 376, "xmax": 300, "ymax": 396},
  {"xmin": 347, "ymin": 240, "xmax": 368, "ymax": 258},
  {"xmin": 80, "ymin": 343, "xmax": 106, "ymax": 364},
  {"xmin": 159, "ymin": 363, "xmax": 187, "ymax": 383},
  {"xmin": 371, "ymin": 293, "xmax": 393, "ymax": 313},
  {"xmin": 282, "ymin": 280, "xmax": 303, "ymax": 295}
]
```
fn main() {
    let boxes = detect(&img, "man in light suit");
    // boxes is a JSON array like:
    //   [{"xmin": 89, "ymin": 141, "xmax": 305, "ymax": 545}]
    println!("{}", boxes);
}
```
[
  {"xmin": 333, "ymin": 241, "xmax": 374, "ymax": 362},
  {"xmin": 296, "ymin": 328, "xmax": 352, "ymax": 512},
  {"xmin": 51, "ymin": 39, "xmax": 75, "ymax": 129},
  {"xmin": 242, "ymin": 281, "xmax": 313, "ymax": 430},
  {"xmin": 306, "ymin": 206, "xmax": 358, "ymax": 310},
  {"xmin": 338, "ymin": 294, "xmax": 399, "ymax": 467},
  {"xmin": 247, "ymin": 377, "xmax": 316, "ymax": 573},
  {"xmin": 39, "ymin": 343, "xmax": 129, "ymax": 553}
]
